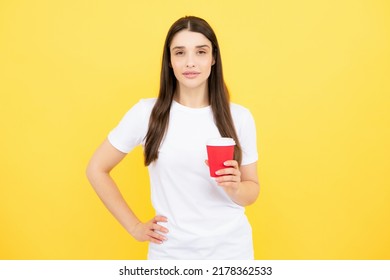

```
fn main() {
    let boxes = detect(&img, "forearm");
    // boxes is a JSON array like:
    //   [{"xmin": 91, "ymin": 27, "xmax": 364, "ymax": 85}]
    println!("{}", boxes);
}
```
[
  {"xmin": 86, "ymin": 170, "xmax": 140, "ymax": 235},
  {"xmin": 229, "ymin": 180, "xmax": 260, "ymax": 207}
]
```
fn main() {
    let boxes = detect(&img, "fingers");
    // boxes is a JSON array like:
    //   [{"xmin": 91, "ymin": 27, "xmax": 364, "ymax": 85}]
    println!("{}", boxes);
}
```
[
  {"xmin": 147, "ymin": 228, "xmax": 167, "ymax": 244},
  {"xmin": 223, "ymin": 160, "xmax": 238, "ymax": 168},
  {"xmin": 214, "ymin": 160, "xmax": 241, "ymax": 188},
  {"xmin": 216, "ymin": 175, "xmax": 240, "ymax": 183},
  {"xmin": 152, "ymin": 215, "xmax": 169, "ymax": 233},
  {"xmin": 132, "ymin": 215, "xmax": 169, "ymax": 245},
  {"xmin": 215, "ymin": 160, "xmax": 240, "ymax": 177},
  {"xmin": 147, "ymin": 215, "xmax": 169, "ymax": 244},
  {"xmin": 153, "ymin": 215, "xmax": 168, "ymax": 223},
  {"xmin": 151, "ymin": 217, "xmax": 169, "ymax": 234},
  {"xmin": 215, "ymin": 168, "xmax": 240, "ymax": 177}
]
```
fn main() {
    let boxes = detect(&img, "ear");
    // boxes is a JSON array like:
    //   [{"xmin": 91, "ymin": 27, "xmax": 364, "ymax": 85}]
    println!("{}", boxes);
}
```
[{"xmin": 212, "ymin": 47, "xmax": 217, "ymax": 66}]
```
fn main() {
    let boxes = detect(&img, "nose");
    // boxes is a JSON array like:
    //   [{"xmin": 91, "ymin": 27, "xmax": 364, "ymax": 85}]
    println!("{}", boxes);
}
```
[{"xmin": 186, "ymin": 53, "xmax": 195, "ymax": 68}]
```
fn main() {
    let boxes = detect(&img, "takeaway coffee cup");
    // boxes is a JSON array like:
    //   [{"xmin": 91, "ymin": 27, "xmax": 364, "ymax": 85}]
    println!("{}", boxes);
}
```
[{"xmin": 206, "ymin": 137, "xmax": 236, "ymax": 177}]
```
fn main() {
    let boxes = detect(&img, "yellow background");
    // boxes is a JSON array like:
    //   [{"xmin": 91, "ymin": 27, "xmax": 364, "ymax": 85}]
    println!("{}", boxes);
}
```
[{"xmin": 1, "ymin": 0, "xmax": 389, "ymax": 259}]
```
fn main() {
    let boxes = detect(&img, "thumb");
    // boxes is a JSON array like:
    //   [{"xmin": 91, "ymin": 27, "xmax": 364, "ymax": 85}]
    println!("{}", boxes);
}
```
[{"xmin": 204, "ymin": 160, "xmax": 209, "ymax": 167}]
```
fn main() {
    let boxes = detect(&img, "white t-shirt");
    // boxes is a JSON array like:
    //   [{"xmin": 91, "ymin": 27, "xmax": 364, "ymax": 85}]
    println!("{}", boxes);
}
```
[{"xmin": 108, "ymin": 98, "xmax": 258, "ymax": 259}]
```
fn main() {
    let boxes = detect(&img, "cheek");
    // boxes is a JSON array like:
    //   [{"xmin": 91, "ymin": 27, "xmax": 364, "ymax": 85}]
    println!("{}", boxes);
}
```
[
  {"xmin": 170, "ymin": 60, "xmax": 183, "ymax": 80},
  {"xmin": 202, "ymin": 55, "xmax": 214, "ymax": 66},
  {"xmin": 170, "ymin": 59, "xmax": 182, "ymax": 73},
  {"xmin": 200, "ymin": 58, "xmax": 213, "ymax": 71}
]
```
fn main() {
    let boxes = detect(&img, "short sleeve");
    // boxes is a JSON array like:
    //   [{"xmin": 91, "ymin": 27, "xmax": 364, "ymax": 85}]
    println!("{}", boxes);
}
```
[
  {"xmin": 233, "ymin": 106, "xmax": 258, "ymax": 166},
  {"xmin": 107, "ymin": 99, "xmax": 155, "ymax": 153}
]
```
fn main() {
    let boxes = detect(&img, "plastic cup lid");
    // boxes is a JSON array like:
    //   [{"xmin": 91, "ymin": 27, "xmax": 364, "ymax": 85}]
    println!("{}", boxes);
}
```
[{"xmin": 206, "ymin": 137, "xmax": 236, "ymax": 146}]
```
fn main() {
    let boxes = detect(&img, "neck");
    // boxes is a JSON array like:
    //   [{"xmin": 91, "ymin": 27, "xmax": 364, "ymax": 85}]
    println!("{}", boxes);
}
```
[{"xmin": 174, "ymin": 84, "xmax": 209, "ymax": 108}]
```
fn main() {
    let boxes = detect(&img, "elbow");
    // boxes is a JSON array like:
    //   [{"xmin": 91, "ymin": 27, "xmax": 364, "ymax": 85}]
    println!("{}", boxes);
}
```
[
  {"xmin": 253, "ymin": 181, "xmax": 260, "ymax": 203},
  {"xmin": 86, "ymin": 158, "xmax": 111, "ymax": 187},
  {"xmin": 85, "ymin": 161, "xmax": 94, "ymax": 183},
  {"xmin": 86, "ymin": 159, "xmax": 99, "ymax": 184},
  {"xmin": 248, "ymin": 181, "xmax": 260, "ymax": 206},
  {"xmin": 256, "ymin": 180, "xmax": 261, "ymax": 197}
]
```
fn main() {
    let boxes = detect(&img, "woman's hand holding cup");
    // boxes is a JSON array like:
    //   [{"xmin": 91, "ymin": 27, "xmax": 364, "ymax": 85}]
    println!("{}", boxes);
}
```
[{"xmin": 206, "ymin": 138, "xmax": 241, "ymax": 197}]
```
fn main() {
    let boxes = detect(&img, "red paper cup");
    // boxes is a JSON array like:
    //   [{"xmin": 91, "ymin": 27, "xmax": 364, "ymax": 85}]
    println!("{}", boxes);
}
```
[{"xmin": 206, "ymin": 137, "xmax": 236, "ymax": 177}]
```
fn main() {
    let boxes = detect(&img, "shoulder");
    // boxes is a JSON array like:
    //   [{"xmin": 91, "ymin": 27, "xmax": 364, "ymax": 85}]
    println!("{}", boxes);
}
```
[
  {"xmin": 116, "ymin": 98, "xmax": 157, "ymax": 124},
  {"xmin": 229, "ymin": 102, "xmax": 256, "ymax": 133},
  {"xmin": 230, "ymin": 102, "xmax": 252, "ymax": 119},
  {"xmin": 121, "ymin": 98, "xmax": 156, "ymax": 116},
  {"xmin": 136, "ymin": 98, "xmax": 157, "ymax": 110}
]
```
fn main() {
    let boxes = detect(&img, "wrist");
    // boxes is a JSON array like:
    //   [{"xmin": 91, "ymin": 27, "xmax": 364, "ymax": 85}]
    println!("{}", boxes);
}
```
[
  {"xmin": 228, "ymin": 182, "xmax": 242, "ymax": 202},
  {"xmin": 128, "ymin": 220, "xmax": 141, "ymax": 236}
]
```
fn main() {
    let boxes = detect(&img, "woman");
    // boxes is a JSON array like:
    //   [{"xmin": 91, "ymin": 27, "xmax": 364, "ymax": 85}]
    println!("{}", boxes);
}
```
[{"xmin": 86, "ymin": 16, "xmax": 259, "ymax": 259}]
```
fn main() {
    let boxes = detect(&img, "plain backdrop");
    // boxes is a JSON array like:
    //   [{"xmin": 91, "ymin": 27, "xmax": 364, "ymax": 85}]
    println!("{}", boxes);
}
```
[{"xmin": 1, "ymin": 0, "xmax": 389, "ymax": 259}]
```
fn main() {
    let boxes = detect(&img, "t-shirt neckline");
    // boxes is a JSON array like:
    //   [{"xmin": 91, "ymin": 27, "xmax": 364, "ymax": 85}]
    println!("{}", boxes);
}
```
[{"xmin": 171, "ymin": 100, "xmax": 211, "ymax": 113}]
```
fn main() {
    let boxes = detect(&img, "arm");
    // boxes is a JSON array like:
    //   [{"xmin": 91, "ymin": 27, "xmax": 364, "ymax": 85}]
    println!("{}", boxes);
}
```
[
  {"xmin": 86, "ymin": 139, "xmax": 168, "ymax": 244},
  {"xmin": 214, "ymin": 160, "xmax": 260, "ymax": 206}
]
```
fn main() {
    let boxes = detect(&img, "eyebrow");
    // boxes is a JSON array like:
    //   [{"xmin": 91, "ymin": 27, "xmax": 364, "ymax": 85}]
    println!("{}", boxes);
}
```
[{"xmin": 171, "ymin": 45, "xmax": 211, "ymax": 50}]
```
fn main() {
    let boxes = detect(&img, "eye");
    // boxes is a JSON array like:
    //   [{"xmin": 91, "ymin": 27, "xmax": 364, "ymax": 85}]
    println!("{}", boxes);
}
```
[
  {"xmin": 197, "ymin": 50, "xmax": 207, "ymax": 55},
  {"xmin": 174, "ymin": 51, "xmax": 184, "ymax": 56}
]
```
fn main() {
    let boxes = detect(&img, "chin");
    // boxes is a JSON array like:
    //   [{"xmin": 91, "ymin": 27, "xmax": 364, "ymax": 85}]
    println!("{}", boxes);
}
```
[{"xmin": 180, "ymin": 80, "xmax": 208, "ymax": 90}]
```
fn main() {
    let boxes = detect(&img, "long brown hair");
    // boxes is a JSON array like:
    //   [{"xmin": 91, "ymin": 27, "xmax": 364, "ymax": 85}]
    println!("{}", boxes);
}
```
[{"xmin": 144, "ymin": 16, "xmax": 242, "ymax": 166}]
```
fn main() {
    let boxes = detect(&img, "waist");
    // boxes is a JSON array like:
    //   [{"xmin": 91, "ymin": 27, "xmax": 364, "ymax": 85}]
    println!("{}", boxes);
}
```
[{"xmin": 148, "ymin": 214, "xmax": 253, "ymax": 259}]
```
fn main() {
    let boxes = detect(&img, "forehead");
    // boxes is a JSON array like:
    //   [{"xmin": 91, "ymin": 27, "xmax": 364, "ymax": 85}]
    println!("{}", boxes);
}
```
[{"xmin": 170, "ymin": 30, "xmax": 212, "ymax": 49}]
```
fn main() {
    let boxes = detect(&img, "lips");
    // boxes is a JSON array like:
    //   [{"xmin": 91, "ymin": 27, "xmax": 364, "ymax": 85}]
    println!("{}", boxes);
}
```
[{"xmin": 183, "ymin": 71, "xmax": 200, "ymax": 79}]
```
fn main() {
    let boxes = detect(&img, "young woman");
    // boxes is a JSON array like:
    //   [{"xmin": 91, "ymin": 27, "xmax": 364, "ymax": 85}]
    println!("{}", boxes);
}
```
[{"xmin": 86, "ymin": 16, "xmax": 259, "ymax": 259}]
